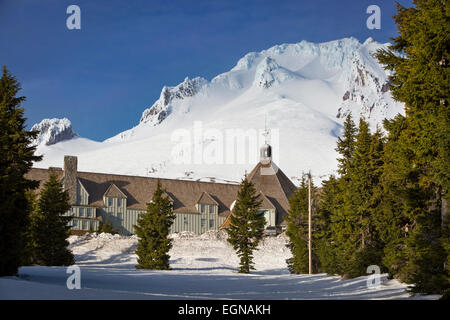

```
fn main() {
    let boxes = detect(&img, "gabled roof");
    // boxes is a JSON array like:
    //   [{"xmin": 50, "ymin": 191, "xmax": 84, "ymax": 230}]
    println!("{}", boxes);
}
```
[
  {"xmin": 103, "ymin": 183, "xmax": 127, "ymax": 198},
  {"xmin": 196, "ymin": 191, "xmax": 219, "ymax": 206},
  {"xmin": 219, "ymin": 191, "xmax": 277, "ymax": 229},
  {"xmin": 247, "ymin": 160, "xmax": 297, "ymax": 224},
  {"xmin": 26, "ymin": 168, "xmax": 239, "ymax": 216},
  {"xmin": 26, "ymin": 157, "xmax": 297, "ymax": 225},
  {"xmin": 259, "ymin": 191, "xmax": 276, "ymax": 210},
  {"xmin": 151, "ymin": 190, "xmax": 175, "ymax": 203}
]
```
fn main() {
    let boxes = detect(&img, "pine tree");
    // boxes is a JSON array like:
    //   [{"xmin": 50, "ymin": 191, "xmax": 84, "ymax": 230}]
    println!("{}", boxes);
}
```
[
  {"xmin": 134, "ymin": 179, "xmax": 175, "ymax": 270},
  {"xmin": 0, "ymin": 66, "xmax": 42, "ymax": 276},
  {"xmin": 327, "ymin": 115, "xmax": 360, "ymax": 277},
  {"xmin": 348, "ymin": 119, "xmax": 384, "ymax": 276},
  {"xmin": 29, "ymin": 171, "xmax": 74, "ymax": 266},
  {"xmin": 226, "ymin": 177, "xmax": 265, "ymax": 273},
  {"xmin": 315, "ymin": 175, "xmax": 341, "ymax": 275},
  {"xmin": 325, "ymin": 118, "xmax": 386, "ymax": 278},
  {"xmin": 375, "ymin": 0, "xmax": 449, "ymax": 294},
  {"xmin": 336, "ymin": 114, "xmax": 357, "ymax": 178},
  {"xmin": 286, "ymin": 174, "xmax": 317, "ymax": 273},
  {"xmin": 98, "ymin": 218, "xmax": 119, "ymax": 234}
]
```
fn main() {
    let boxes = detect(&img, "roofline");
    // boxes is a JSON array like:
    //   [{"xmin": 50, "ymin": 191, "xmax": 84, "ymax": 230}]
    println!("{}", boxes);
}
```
[{"xmin": 31, "ymin": 167, "xmax": 241, "ymax": 187}]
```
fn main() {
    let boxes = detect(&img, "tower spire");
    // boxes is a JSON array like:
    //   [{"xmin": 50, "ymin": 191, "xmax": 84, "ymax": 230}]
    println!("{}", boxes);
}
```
[{"xmin": 260, "ymin": 114, "xmax": 272, "ymax": 165}]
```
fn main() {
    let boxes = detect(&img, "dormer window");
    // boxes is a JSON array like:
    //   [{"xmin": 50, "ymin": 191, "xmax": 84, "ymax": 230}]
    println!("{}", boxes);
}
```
[
  {"xmin": 196, "ymin": 192, "xmax": 219, "ymax": 215},
  {"xmin": 103, "ymin": 183, "xmax": 127, "ymax": 208}
]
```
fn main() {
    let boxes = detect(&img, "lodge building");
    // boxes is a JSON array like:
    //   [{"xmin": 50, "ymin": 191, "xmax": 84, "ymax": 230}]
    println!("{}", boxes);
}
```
[{"xmin": 26, "ymin": 143, "xmax": 297, "ymax": 235}]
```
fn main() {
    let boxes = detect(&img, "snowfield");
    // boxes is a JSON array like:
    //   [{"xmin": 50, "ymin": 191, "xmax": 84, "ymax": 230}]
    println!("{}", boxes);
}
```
[{"xmin": 0, "ymin": 231, "xmax": 441, "ymax": 300}]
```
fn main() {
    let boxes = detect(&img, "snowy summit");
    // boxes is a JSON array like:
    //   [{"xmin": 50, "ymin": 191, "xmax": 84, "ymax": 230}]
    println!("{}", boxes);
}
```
[
  {"xmin": 32, "ymin": 37, "xmax": 404, "ymax": 183},
  {"xmin": 31, "ymin": 118, "xmax": 78, "ymax": 147}
]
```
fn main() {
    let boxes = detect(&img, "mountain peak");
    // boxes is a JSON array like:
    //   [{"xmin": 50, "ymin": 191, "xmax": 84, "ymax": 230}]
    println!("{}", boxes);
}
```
[
  {"xmin": 31, "ymin": 118, "xmax": 78, "ymax": 147},
  {"xmin": 139, "ymin": 76, "xmax": 206, "ymax": 126}
]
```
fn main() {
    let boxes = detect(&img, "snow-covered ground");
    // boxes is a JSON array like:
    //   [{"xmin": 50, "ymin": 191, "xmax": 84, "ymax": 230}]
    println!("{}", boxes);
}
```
[{"xmin": 0, "ymin": 232, "xmax": 440, "ymax": 300}]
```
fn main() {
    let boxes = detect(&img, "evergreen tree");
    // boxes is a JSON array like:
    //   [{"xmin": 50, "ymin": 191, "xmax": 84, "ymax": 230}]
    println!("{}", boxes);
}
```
[
  {"xmin": 22, "ymin": 190, "xmax": 38, "ymax": 266},
  {"xmin": 336, "ymin": 114, "xmax": 357, "ymax": 178},
  {"xmin": 0, "ymin": 66, "xmax": 42, "ymax": 276},
  {"xmin": 326, "ymin": 118, "xmax": 386, "ymax": 278},
  {"xmin": 327, "ymin": 115, "xmax": 360, "ymax": 277},
  {"xmin": 98, "ymin": 218, "xmax": 119, "ymax": 234},
  {"xmin": 134, "ymin": 179, "xmax": 175, "ymax": 270},
  {"xmin": 29, "ymin": 171, "xmax": 74, "ymax": 266},
  {"xmin": 315, "ymin": 175, "xmax": 341, "ymax": 275},
  {"xmin": 226, "ymin": 177, "xmax": 265, "ymax": 273},
  {"xmin": 375, "ymin": 0, "xmax": 449, "ymax": 294},
  {"xmin": 286, "ymin": 174, "xmax": 317, "ymax": 273}
]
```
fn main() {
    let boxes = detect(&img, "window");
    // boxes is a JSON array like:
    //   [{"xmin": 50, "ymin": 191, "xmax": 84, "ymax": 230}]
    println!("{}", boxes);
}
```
[
  {"xmin": 82, "ymin": 220, "xmax": 88, "ymax": 230},
  {"xmin": 79, "ymin": 207, "xmax": 84, "ymax": 217},
  {"xmin": 201, "ymin": 219, "xmax": 206, "ymax": 227},
  {"xmin": 209, "ymin": 205, "xmax": 215, "ymax": 214},
  {"xmin": 258, "ymin": 210, "xmax": 270, "ymax": 225},
  {"xmin": 117, "ymin": 212, "xmax": 123, "ymax": 220},
  {"xmin": 86, "ymin": 208, "xmax": 91, "ymax": 218},
  {"xmin": 209, "ymin": 219, "xmax": 214, "ymax": 228},
  {"xmin": 184, "ymin": 216, "xmax": 188, "ymax": 225},
  {"xmin": 108, "ymin": 197, "xmax": 113, "ymax": 207},
  {"xmin": 72, "ymin": 219, "xmax": 78, "ymax": 228},
  {"xmin": 117, "ymin": 198, "xmax": 122, "ymax": 207}
]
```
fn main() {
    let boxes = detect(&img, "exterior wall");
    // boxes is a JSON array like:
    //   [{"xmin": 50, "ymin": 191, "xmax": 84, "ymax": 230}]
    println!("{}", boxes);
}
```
[
  {"xmin": 100, "ymin": 196, "xmax": 131, "ymax": 235},
  {"xmin": 76, "ymin": 180, "xmax": 89, "ymax": 206},
  {"xmin": 260, "ymin": 209, "xmax": 276, "ymax": 227},
  {"xmin": 64, "ymin": 206, "xmax": 99, "ymax": 231},
  {"xmin": 96, "ymin": 199, "xmax": 227, "ymax": 236},
  {"xmin": 170, "ymin": 206, "xmax": 227, "ymax": 235}
]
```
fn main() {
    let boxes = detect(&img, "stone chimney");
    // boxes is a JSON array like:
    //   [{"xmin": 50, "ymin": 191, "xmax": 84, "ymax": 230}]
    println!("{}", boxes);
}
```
[{"xmin": 63, "ymin": 156, "xmax": 78, "ymax": 204}]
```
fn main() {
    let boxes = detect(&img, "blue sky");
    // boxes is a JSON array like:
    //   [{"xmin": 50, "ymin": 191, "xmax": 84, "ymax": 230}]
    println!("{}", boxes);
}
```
[{"xmin": 0, "ymin": 0, "xmax": 411, "ymax": 141}]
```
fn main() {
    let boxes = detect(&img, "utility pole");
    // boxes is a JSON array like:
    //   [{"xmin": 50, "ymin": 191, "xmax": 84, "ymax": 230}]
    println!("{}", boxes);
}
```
[{"xmin": 308, "ymin": 170, "xmax": 312, "ymax": 275}]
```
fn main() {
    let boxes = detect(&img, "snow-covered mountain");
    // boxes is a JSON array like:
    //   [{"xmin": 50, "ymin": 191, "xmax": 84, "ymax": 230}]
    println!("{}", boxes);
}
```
[
  {"xmin": 32, "ymin": 37, "xmax": 404, "ymax": 184},
  {"xmin": 31, "ymin": 118, "xmax": 78, "ymax": 147}
]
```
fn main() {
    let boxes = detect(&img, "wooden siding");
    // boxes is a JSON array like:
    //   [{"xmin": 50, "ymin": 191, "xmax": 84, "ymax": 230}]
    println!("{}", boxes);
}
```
[
  {"xmin": 76, "ymin": 180, "xmax": 89, "ymax": 205},
  {"xmin": 97, "ymin": 200, "xmax": 227, "ymax": 236}
]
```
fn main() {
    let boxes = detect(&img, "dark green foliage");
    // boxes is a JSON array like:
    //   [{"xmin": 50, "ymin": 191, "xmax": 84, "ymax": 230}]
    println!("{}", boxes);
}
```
[
  {"xmin": 314, "ymin": 176, "xmax": 341, "ymax": 275},
  {"xmin": 98, "ymin": 219, "xmax": 120, "ymax": 234},
  {"xmin": 286, "ymin": 174, "xmax": 318, "ymax": 274},
  {"xmin": 0, "ymin": 66, "xmax": 42, "ymax": 276},
  {"xmin": 29, "ymin": 171, "xmax": 74, "ymax": 266},
  {"xmin": 374, "ymin": 0, "xmax": 449, "ymax": 294},
  {"xmin": 336, "ymin": 114, "xmax": 357, "ymax": 177},
  {"xmin": 315, "ymin": 118, "xmax": 386, "ymax": 278},
  {"xmin": 226, "ymin": 177, "xmax": 265, "ymax": 273},
  {"xmin": 134, "ymin": 180, "xmax": 175, "ymax": 270}
]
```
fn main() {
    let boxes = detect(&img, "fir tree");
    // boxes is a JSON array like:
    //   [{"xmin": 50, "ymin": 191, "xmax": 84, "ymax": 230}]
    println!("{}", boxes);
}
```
[
  {"xmin": 375, "ymin": 0, "xmax": 449, "ymax": 294},
  {"xmin": 134, "ymin": 179, "xmax": 175, "ymax": 270},
  {"xmin": 0, "ymin": 66, "xmax": 42, "ymax": 276},
  {"xmin": 326, "ymin": 118, "xmax": 386, "ymax": 278},
  {"xmin": 29, "ymin": 171, "xmax": 74, "ymax": 266},
  {"xmin": 98, "ymin": 218, "xmax": 119, "ymax": 234},
  {"xmin": 226, "ymin": 177, "xmax": 265, "ymax": 273},
  {"xmin": 286, "ymin": 173, "xmax": 317, "ymax": 273},
  {"xmin": 336, "ymin": 114, "xmax": 357, "ymax": 178},
  {"xmin": 314, "ymin": 175, "xmax": 341, "ymax": 275}
]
